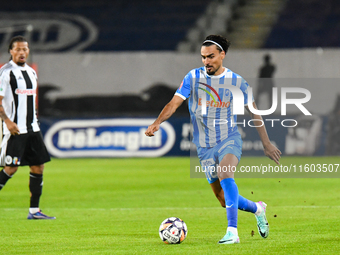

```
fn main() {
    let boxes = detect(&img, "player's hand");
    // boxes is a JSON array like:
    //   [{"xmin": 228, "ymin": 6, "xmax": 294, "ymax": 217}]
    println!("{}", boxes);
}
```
[
  {"xmin": 264, "ymin": 142, "xmax": 281, "ymax": 165},
  {"xmin": 4, "ymin": 119, "xmax": 20, "ymax": 136},
  {"xmin": 145, "ymin": 123, "xmax": 160, "ymax": 137}
]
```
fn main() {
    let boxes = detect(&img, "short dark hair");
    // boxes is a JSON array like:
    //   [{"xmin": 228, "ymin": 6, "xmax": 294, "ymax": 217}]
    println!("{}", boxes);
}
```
[
  {"xmin": 8, "ymin": 36, "xmax": 28, "ymax": 53},
  {"xmin": 202, "ymin": 35, "xmax": 231, "ymax": 53}
]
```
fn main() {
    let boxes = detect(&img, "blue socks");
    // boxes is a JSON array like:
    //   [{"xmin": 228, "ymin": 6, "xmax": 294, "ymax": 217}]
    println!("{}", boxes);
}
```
[
  {"xmin": 220, "ymin": 178, "xmax": 238, "ymax": 228},
  {"xmin": 238, "ymin": 195, "xmax": 257, "ymax": 213},
  {"xmin": 220, "ymin": 178, "xmax": 258, "ymax": 228}
]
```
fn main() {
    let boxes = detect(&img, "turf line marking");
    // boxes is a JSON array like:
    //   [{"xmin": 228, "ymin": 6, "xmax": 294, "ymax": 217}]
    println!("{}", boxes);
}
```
[{"xmin": 2, "ymin": 205, "xmax": 340, "ymax": 211}]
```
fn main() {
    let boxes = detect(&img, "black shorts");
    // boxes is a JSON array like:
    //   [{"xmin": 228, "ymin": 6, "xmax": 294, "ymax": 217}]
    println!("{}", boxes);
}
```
[{"xmin": 0, "ymin": 131, "xmax": 51, "ymax": 167}]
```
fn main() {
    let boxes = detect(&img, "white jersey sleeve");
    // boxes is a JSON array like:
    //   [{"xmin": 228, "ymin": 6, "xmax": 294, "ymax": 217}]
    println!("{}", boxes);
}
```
[
  {"xmin": 175, "ymin": 70, "xmax": 193, "ymax": 100},
  {"xmin": 0, "ymin": 66, "xmax": 10, "ymax": 97}
]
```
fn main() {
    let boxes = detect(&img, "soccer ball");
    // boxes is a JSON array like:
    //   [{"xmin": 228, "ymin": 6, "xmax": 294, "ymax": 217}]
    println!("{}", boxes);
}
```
[{"xmin": 159, "ymin": 217, "xmax": 188, "ymax": 244}]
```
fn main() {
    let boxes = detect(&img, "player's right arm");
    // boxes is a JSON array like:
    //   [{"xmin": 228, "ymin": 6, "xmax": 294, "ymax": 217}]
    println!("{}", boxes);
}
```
[
  {"xmin": 146, "ymin": 70, "xmax": 192, "ymax": 137},
  {"xmin": 145, "ymin": 95, "xmax": 184, "ymax": 137},
  {"xmin": 0, "ymin": 98, "xmax": 20, "ymax": 136},
  {"xmin": 0, "ymin": 69, "xmax": 20, "ymax": 136}
]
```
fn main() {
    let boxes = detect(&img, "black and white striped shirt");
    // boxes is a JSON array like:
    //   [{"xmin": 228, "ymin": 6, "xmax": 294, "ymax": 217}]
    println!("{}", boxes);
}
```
[{"xmin": 0, "ymin": 60, "xmax": 40, "ymax": 134}]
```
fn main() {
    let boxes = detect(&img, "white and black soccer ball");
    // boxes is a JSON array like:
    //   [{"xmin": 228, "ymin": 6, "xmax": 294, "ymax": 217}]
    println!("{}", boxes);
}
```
[{"xmin": 159, "ymin": 217, "xmax": 188, "ymax": 244}]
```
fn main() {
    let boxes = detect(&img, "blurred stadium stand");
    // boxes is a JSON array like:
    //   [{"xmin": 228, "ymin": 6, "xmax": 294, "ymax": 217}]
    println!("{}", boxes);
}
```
[
  {"xmin": 177, "ymin": 0, "xmax": 287, "ymax": 51},
  {"xmin": 227, "ymin": 0, "xmax": 286, "ymax": 49},
  {"xmin": 265, "ymin": 0, "xmax": 340, "ymax": 48},
  {"xmin": 0, "ymin": 0, "xmax": 208, "ymax": 51},
  {"xmin": 2, "ymin": 0, "xmax": 340, "ymax": 119},
  {"xmin": 1, "ymin": 0, "xmax": 339, "ymax": 52},
  {"xmin": 177, "ymin": 0, "xmax": 237, "ymax": 52}
]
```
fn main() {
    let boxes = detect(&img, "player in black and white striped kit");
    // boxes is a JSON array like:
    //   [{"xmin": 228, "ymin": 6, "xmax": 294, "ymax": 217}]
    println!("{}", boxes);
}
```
[{"xmin": 0, "ymin": 36, "xmax": 55, "ymax": 219}]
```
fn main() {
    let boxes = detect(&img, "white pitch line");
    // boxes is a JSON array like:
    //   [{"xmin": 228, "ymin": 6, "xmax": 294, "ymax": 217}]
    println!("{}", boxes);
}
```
[{"xmin": 2, "ymin": 206, "xmax": 340, "ymax": 211}]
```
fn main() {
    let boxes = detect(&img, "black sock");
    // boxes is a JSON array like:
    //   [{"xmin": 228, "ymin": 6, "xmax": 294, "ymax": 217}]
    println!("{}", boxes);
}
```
[
  {"xmin": 29, "ymin": 173, "xmax": 43, "ymax": 208},
  {"xmin": 0, "ymin": 169, "xmax": 12, "ymax": 191}
]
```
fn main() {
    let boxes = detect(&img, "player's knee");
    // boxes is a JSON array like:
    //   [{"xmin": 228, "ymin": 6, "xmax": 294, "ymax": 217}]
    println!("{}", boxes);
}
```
[
  {"xmin": 30, "ymin": 165, "xmax": 44, "ymax": 174},
  {"xmin": 4, "ymin": 167, "xmax": 18, "ymax": 176},
  {"xmin": 218, "ymin": 172, "xmax": 234, "ymax": 180}
]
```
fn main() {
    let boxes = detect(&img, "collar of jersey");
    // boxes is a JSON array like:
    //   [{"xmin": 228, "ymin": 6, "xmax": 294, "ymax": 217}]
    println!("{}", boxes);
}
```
[
  {"xmin": 204, "ymin": 66, "xmax": 228, "ymax": 78},
  {"xmin": 10, "ymin": 60, "xmax": 28, "ymax": 70}
]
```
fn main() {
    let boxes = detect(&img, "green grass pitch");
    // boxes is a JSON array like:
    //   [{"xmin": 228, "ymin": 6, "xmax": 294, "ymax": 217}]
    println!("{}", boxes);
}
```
[{"xmin": 0, "ymin": 157, "xmax": 339, "ymax": 254}]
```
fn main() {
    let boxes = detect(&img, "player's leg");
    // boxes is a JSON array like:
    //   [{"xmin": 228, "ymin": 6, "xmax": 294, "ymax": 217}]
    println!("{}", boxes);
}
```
[
  {"xmin": 210, "ymin": 179, "xmax": 260, "ymax": 214},
  {"xmin": 198, "ymin": 144, "xmax": 239, "ymax": 244},
  {"xmin": 217, "ymin": 153, "xmax": 240, "ymax": 244},
  {"xmin": 26, "ymin": 132, "xmax": 54, "ymax": 220},
  {"xmin": 238, "ymin": 194, "xmax": 269, "ymax": 238},
  {"xmin": 0, "ymin": 166, "xmax": 18, "ymax": 191},
  {"xmin": 28, "ymin": 164, "xmax": 44, "ymax": 213},
  {"xmin": 210, "ymin": 179, "xmax": 225, "ymax": 207},
  {"xmin": 198, "ymin": 146, "xmax": 225, "ymax": 207},
  {"xmin": 238, "ymin": 195, "xmax": 257, "ymax": 213},
  {"xmin": 27, "ymin": 164, "xmax": 55, "ymax": 220},
  {"xmin": 0, "ymin": 134, "xmax": 22, "ymax": 191},
  {"xmin": 217, "ymin": 157, "xmax": 269, "ymax": 240}
]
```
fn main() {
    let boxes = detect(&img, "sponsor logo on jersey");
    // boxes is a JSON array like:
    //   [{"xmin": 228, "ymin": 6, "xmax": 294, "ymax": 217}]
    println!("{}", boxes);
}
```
[
  {"xmin": 5, "ymin": 156, "xmax": 12, "ymax": 165},
  {"xmin": 4, "ymin": 156, "xmax": 21, "ymax": 165},
  {"xmin": 15, "ymin": 88, "xmax": 36, "ymax": 95},
  {"xmin": 198, "ymin": 98, "xmax": 230, "ymax": 108},
  {"xmin": 198, "ymin": 82, "xmax": 222, "ymax": 104},
  {"xmin": 13, "ymin": 157, "xmax": 21, "ymax": 165},
  {"xmin": 44, "ymin": 119, "xmax": 176, "ymax": 158}
]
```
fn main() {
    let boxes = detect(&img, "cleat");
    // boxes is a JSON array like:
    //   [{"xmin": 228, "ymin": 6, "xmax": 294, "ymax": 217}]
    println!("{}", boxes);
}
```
[
  {"xmin": 218, "ymin": 231, "xmax": 240, "ymax": 244},
  {"xmin": 255, "ymin": 201, "xmax": 269, "ymax": 238},
  {"xmin": 27, "ymin": 211, "xmax": 56, "ymax": 220}
]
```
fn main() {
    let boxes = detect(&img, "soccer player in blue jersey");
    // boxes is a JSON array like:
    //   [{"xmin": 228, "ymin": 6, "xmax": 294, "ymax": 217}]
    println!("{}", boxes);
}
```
[{"xmin": 145, "ymin": 35, "xmax": 281, "ymax": 244}]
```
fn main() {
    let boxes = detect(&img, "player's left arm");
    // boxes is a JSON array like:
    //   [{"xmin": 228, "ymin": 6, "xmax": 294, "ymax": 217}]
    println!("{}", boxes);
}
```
[
  {"xmin": 245, "ymin": 101, "xmax": 281, "ymax": 165},
  {"xmin": 145, "ymin": 95, "xmax": 184, "ymax": 137}
]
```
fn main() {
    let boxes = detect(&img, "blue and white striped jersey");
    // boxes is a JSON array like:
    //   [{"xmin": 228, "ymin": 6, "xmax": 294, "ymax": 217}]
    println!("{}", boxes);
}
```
[{"xmin": 175, "ymin": 66, "xmax": 252, "ymax": 148}]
